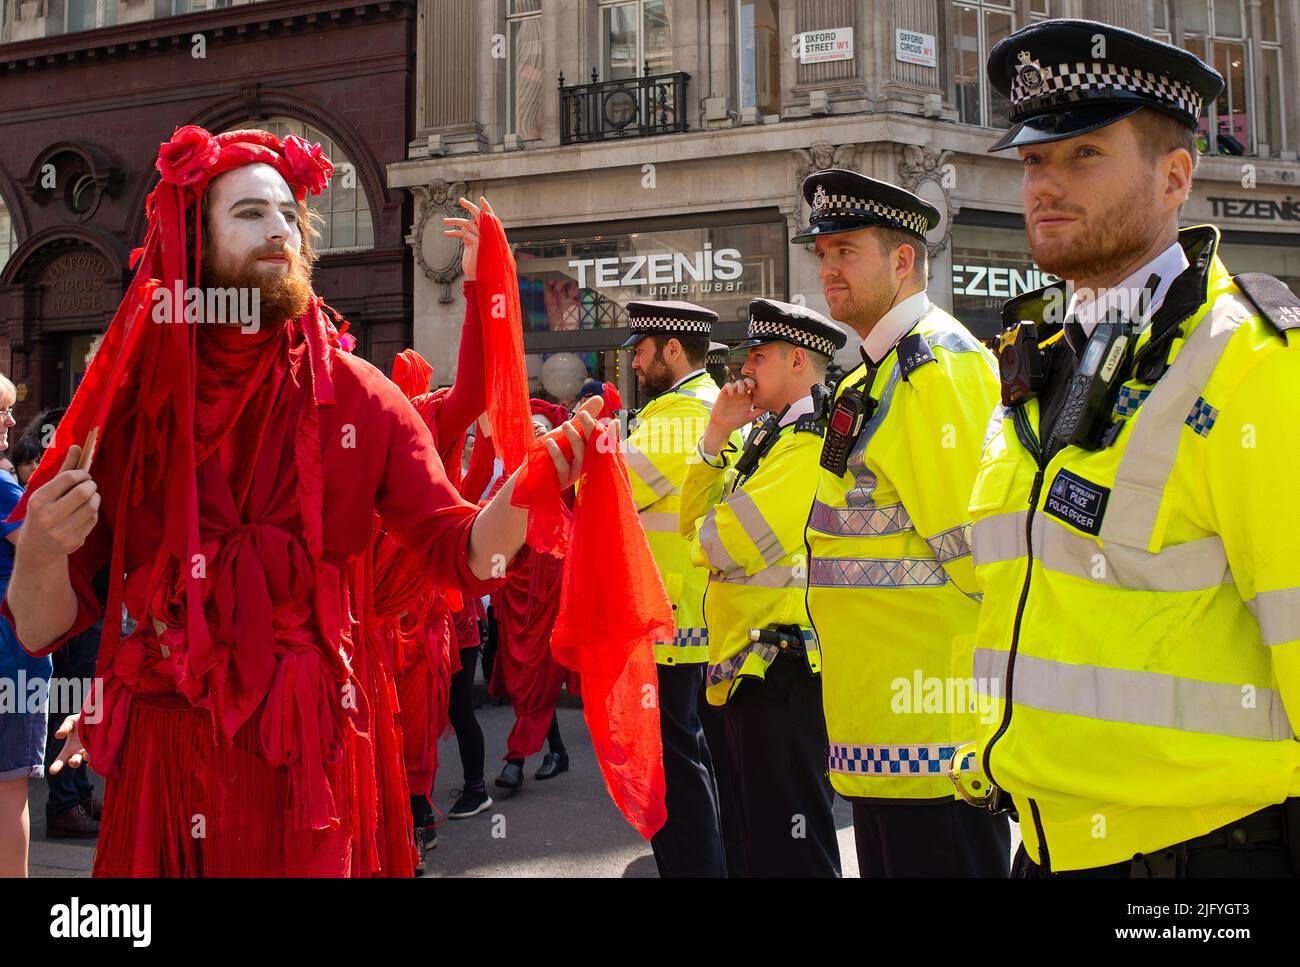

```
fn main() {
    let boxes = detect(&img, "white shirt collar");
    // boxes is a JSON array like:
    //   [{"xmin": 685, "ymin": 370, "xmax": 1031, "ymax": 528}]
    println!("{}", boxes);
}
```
[
  {"xmin": 668, "ymin": 368, "xmax": 708, "ymax": 393},
  {"xmin": 778, "ymin": 394, "xmax": 815, "ymax": 427},
  {"xmin": 1066, "ymin": 241, "xmax": 1188, "ymax": 338},
  {"xmin": 862, "ymin": 291, "xmax": 931, "ymax": 364}
]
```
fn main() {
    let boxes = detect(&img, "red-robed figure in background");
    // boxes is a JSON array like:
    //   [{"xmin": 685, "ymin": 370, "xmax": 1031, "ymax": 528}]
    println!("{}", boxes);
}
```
[
  {"xmin": 362, "ymin": 201, "xmax": 493, "ymax": 868},
  {"xmin": 487, "ymin": 400, "xmax": 581, "ymax": 794},
  {"xmin": 3, "ymin": 127, "xmax": 600, "ymax": 877}
]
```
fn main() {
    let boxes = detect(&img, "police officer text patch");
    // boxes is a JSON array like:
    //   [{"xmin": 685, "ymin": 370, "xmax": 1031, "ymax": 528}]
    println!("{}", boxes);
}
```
[{"xmin": 1043, "ymin": 468, "xmax": 1109, "ymax": 536}]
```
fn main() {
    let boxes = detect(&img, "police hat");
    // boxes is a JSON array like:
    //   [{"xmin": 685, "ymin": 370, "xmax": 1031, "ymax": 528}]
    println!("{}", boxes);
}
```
[
  {"xmin": 731, "ymin": 299, "xmax": 849, "ymax": 358},
  {"xmin": 792, "ymin": 169, "xmax": 941, "ymax": 244},
  {"xmin": 986, "ymin": 19, "xmax": 1224, "ymax": 152},
  {"xmin": 705, "ymin": 341, "xmax": 731, "ymax": 366},
  {"xmin": 619, "ymin": 300, "xmax": 718, "ymax": 349}
]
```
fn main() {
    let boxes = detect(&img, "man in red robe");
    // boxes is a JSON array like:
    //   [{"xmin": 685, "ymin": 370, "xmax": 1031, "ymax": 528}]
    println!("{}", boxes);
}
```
[
  {"xmin": 489, "ymin": 400, "xmax": 580, "ymax": 793},
  {"xmin": 3, "ymin": 127, "xmax": 599, "ymax": 876}
]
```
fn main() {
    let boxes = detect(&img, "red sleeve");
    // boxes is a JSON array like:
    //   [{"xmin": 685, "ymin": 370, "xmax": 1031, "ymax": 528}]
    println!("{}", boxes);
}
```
[
  {"xmin": 374, "ymin": 373, "xmax": 502, "ymax": 598},
  {"xmin": 432, "ymin": 280, "xmax": 486, "ymax": 448}
]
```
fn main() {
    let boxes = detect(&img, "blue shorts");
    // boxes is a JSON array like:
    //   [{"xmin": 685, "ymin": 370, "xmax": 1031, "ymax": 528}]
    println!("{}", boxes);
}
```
[{"xmin": 0, "ymin": 598, "xmax": 51, "ymax": 782}]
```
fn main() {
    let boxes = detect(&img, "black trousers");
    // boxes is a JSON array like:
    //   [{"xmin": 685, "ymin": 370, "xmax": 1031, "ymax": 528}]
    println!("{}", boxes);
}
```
[
  {"xmin": 650, "ymin": 662, "xmax": 726, "ymax": 877},
  {"xmin": 44, "ymin": 620, "xmax": 101, "ymax": 816},
  {"xmin": 699, "ymin": 689, "xmax": 746, "ymax": 877},
  {"xmin": 852, "ymin": 798, "xmax": 1011, "ymax": 877},
  {"xmin": 447, "ymin": 645, "xmax": 485, "ymax": 784},
  {"xmin": 723, "ymin": 659, "xmax": 840, "ymax": 877}
]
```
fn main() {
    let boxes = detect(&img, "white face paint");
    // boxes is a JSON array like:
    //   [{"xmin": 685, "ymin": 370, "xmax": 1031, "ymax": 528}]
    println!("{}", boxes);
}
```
[{"xmin": 203, "ymin": 163, "xmax": 302, "ymax": 285}]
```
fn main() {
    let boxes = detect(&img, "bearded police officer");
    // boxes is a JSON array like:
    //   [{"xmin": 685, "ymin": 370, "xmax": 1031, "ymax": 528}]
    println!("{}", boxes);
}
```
[
  {"xmin": 677, "ymin": 299, "xmax": 848, "ymax": 877},
  {"xmin": 798, "ymin": 170, "xmax": 1010, "ymax": 876},
  {"xmin": 961, "ymin": 20, "xmax": 1300, "ymax": 878},
  {"xmin": 622, "ymin": 300, "xmax": 739, "ymax": 877}
]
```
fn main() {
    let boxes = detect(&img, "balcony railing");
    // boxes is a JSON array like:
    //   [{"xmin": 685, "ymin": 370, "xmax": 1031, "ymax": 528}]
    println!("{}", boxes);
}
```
[{"xmin": 559, "ymin": 66, "xmax": 689, "ymax": 146}]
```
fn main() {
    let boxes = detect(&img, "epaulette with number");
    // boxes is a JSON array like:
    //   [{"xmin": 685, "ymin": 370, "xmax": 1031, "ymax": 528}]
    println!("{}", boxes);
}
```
[
  {"xmin": 1234, "ymin": 273, "xmax": 1300, "ymax": 335},
  {"xmin": 897, "ymin": 332, "xmax": 936, "ymax": 381},
  {"xmin": 793, "ymin": 413, "xmax": 825, "ymax": 436}
]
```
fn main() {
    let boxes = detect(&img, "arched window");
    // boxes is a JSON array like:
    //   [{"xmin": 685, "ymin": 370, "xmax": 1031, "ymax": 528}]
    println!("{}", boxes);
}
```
[
  {"xmin": 225, "ymin": 117, "xmax": 374, "ymax": 252},
  {"xmin": 0, "ymin": 195, "xmax": 16, "ymax": 275}
]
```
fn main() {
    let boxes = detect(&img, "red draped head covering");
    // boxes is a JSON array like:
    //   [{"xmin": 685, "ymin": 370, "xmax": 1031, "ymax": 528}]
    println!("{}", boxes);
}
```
[{"xmin": 10, "ymin": 124, "xmax": 344, "ymax": 738}]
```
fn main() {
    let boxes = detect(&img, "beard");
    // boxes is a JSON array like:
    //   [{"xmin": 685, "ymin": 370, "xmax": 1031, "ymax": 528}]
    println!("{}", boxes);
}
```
[
  {"xmin": 636, "ymin": 353, "xmax": 675, "ymax": 397},
  {"xmin": 201, "ymin": 243, "xmax": 313, "ymax": 326},
  {"xmin": 1028, "ymin": 173, "xmax": 1161, "ymax": 286}
]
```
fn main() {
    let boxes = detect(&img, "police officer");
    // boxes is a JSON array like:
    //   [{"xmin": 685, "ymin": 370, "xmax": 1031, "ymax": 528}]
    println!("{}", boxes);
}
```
[
  {"xmin": 963, "ymin": 19, "xmax": 1300, "ymax": 878},
  {"xmin": 621, "ymin": 300, "xmax": 738, "ymax": 877},
  {"xmin": 678, "ymin": 299, "xmax": 848, "ymax": 877},
  {"xmin": 705, "ymin": 341, "xmax": 732, "ymax": 388},
  {"xmin": 798, "ymin": 170, "xmax": 1011, "ymax": 875}
]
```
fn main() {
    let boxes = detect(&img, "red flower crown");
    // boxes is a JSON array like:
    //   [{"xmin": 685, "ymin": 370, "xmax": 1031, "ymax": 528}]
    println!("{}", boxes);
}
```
[{"xmin": 155, "ymin": 124, "xmax": 334, "ymax": 199}]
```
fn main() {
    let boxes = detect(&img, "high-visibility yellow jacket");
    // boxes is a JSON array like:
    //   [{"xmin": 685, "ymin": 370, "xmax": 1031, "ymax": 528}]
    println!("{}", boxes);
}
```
[
  {"xmin": 806, "ymin": 305, "xmax": 1000, "ymax": 801},
  {"xmin": 625, "ymin": 370, "xmax": 738, "ymax": 666},
  {"xmin": 679, "ymin": 406, "xmax": 825, "ymax": 706},
  {"xmin": 970, "ymin": 226, "xmax": 1300, "ymax": 872}
]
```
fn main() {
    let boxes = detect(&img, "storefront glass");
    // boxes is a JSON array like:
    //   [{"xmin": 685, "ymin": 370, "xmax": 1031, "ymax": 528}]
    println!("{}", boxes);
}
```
[
  {"xmin": 950, "ymin": 222, "xmax": 1059, "ymax": 339},
  {"xmin": 512, "ymin": 216, "xmax": 786, "ymax": 406}
]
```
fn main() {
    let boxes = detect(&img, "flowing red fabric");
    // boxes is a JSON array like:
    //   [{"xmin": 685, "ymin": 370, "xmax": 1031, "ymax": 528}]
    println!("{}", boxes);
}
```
[
  {"xmin": 511, "ymin": 403, "xmax": 670, "ymax": 841},
  {"xmin": 474, "ymin": 213, "xmax": 532, "ymax": 472}
]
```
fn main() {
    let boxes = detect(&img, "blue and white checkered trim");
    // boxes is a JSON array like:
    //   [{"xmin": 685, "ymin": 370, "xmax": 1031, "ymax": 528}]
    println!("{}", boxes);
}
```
[
  {"xmin": 657, "ymin": 627, "xmax": 708, "ymax": 649},
  {"xmin": 1185, "ymin": 396, "xmax": 1219, "ymax": 437},
  {"xmin": 828, "ymin": 742, "xmax": 972, "ymax": 776},
  {"xmin": 1113, "ymin": 385, "xmax": 1151, "ymax": 419}
]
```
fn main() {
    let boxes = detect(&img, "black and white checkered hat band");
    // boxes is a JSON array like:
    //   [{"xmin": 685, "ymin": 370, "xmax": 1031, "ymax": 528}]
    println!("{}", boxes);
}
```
[
  {"xmin": 749, "ymin": 318, "xmax": 839, "ymax": 357},
  {"xmin": 630, "ymin": 315, "xmax": 713, "ymax": 335},
  {"xmin": 1012, "ymin": 60, "xmax": 1203, "ymax": 120},
  {"xmin": 811, "ymin": 194, "xmax": 930, "ymax": 237}
]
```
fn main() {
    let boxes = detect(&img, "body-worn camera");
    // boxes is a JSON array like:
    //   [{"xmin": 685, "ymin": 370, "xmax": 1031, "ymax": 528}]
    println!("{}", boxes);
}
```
[
  {"xmin": 997, "ymin": 322, "xmax": 1048, "ymax": 407},
  {"xmin": 1049, "ymin": 312, "xmax": 1133, "ymax": 453}
]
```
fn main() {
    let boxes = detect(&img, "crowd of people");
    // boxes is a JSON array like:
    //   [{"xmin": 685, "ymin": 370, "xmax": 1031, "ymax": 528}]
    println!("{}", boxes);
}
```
[{"xmin": 2, "ymin": 17, "xmax": 1299, "ymax": 882}]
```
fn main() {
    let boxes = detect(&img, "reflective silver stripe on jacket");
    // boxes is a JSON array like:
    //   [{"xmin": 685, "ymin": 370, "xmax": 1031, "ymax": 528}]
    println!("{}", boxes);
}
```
[
  {"xmin": 639, "ymin": 510, "xmax": 681, "ymax": 533},
  {"xmin": 708, "ymin": 564, "xmax": 802, "ymax": 589},
  {"xmin": 1101, "ymin": 292, "xmax": 1250, "ymax": 551},
  {"xmin": 625, "ymin": 443, "xmax": 677, "ymax": 500},
  {"xmin": 972, "ymin": 648, "xmax": 1294, "ymax": 742},
  {"xmin": 971, "ymin": 510, "xmax": 1232, "ymax": 593},
  {"xmin": 1247, "ymin": 587, "xmax": 1300, "ymax": 646},
  {"xmin": 925, "ymin": 523, "xmax": 973, "ymax": 563},
  {"xmin": 809, "ymin": 556, "xmax": 948, "ymax": 589},
  {"xmin": 725, "ymin": 490, "xmax": 785, "ymax": 568},
  {"xmin": 808, "ymin": 500, "xmax": 913, "ymax": 537},
  {"xmin": 698, "ymin": 513, "xmax": 744, "ymax": 574}
]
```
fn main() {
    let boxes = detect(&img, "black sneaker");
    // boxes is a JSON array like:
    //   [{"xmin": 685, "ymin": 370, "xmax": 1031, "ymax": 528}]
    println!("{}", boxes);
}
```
[
  {"xmin": 448, "ymin": 787, "xmax": 493, "ymax": 819},
  {"xmin": 413, "ymin": 826, "xmax": 427, "ymax": 876}
]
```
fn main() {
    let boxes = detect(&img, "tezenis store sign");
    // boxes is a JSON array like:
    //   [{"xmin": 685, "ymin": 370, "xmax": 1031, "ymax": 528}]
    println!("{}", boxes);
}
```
[{"xmin": 568, "ymin": 245, "xmax": 745, "ymax": 296}]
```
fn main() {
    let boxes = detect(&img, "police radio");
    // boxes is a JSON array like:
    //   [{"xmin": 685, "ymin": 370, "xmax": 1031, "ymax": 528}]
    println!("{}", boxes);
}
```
[
  {"xmin": 732, "ymin": 405, "xmax": 788, "ymax": 480},
  {"xmin": 997, "ymin": 323, "xmax": 1048, "ymax": 407},
  {"xmin": 819, "ymin": 376, "xmax": 876, "ymax": 477},
  {"xmin": 1049, "ymin": 310, "xmax": 1133, "ymax": 453}
]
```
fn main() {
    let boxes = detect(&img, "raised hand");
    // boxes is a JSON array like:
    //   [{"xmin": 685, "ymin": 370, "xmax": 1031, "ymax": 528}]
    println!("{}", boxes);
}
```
[
  {"xmin": 442, "ymin": 195, "xmax": 497, "ymax": 283},
  {"xmin": 543, "ymin": 396, "xmax": 603, "ymax": 489},
  {"xmin": 18, "ymin": 444, "xmax": 99, "ymax": 562}
]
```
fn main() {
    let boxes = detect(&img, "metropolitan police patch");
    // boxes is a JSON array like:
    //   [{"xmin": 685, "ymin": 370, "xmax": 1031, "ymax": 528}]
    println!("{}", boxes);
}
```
[{"xmin": 1043, "ymin": 468, "xmax": 1109, "ymax": 536}]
